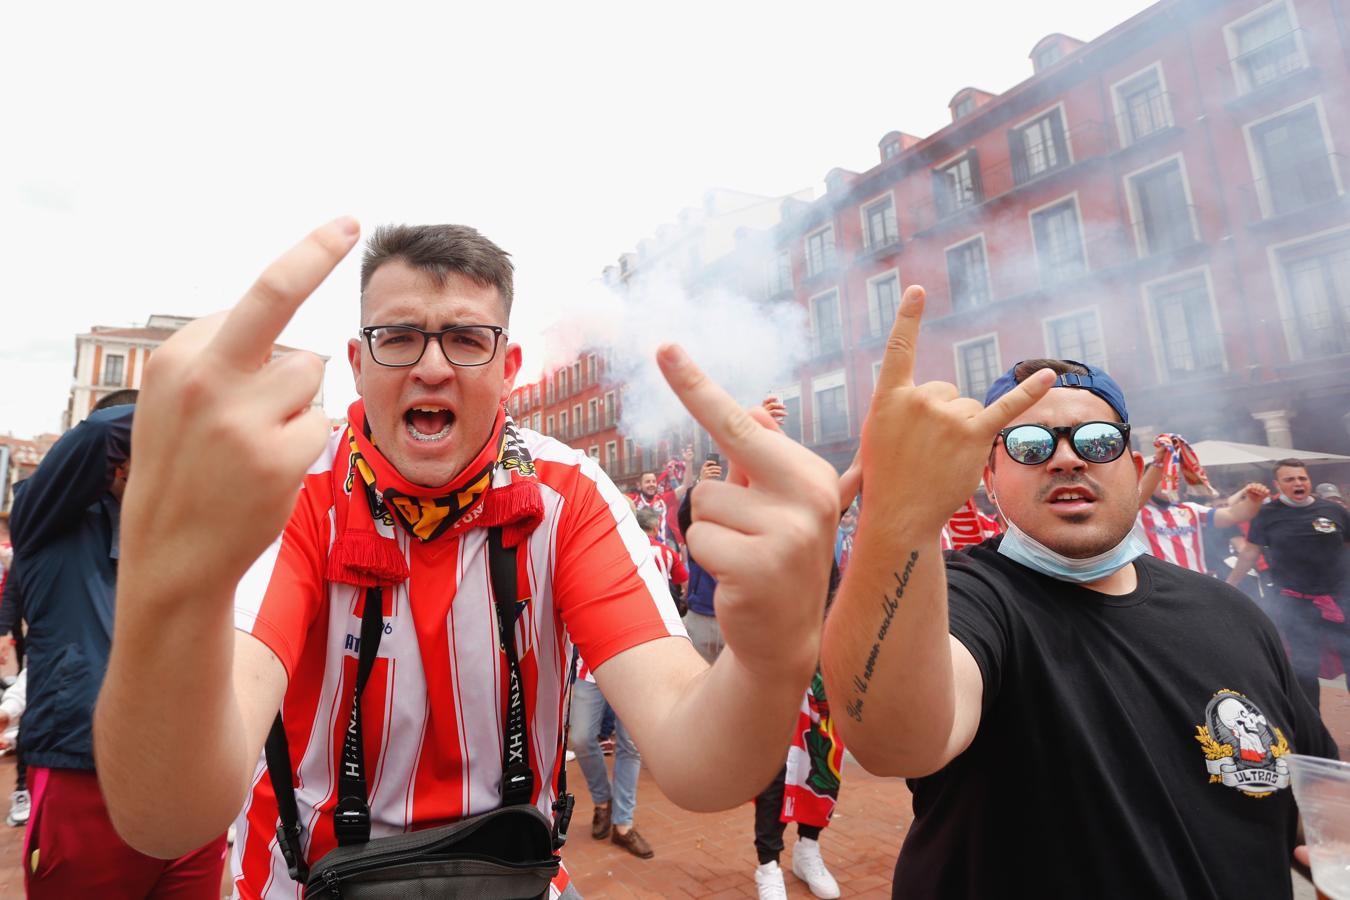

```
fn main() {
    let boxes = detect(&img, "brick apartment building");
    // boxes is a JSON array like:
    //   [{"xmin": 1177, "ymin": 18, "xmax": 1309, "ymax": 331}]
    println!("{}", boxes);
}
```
[
  {"xmin": 65, "ymin": 314, "xmax": 328, "ymax": 430},
  {"xmin": 772, "ymin": 0, "xmax": 1350, "ymax": 468},
  {"xmin": 521, "ymin": 0, "xmax": 1350, "ymax": 475}
]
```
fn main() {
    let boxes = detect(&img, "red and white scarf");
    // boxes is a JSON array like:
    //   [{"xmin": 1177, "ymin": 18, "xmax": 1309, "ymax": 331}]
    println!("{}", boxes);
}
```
[
  {"xmin": 782, "ymin": 671, "xmax": 844, "ymax": 828},
  {"xmin": 326, "ymin": 400, "xmax": 544, "ymax": 588},
  {"xmin": 1153, "ymin": 433, "xmax": 1218, "ymax": 502}
]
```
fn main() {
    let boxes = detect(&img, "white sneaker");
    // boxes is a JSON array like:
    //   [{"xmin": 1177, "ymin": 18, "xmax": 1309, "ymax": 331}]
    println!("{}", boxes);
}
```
[
  {"xmin": 6, "ymin": 790, "xmax": 29, "ymax": 827},
  {"xmin": 791, "ymin": 837, "xmax": 840, "ymax": 899},
  {"xmin": 754, "ymin": 860, "xmax": 789, "ymax": 900}
]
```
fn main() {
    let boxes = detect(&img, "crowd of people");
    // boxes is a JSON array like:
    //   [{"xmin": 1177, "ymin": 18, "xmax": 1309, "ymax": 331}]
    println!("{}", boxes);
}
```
[{"xmin": 0, "ymin": 219, "xmax": 1345, "ymax": 899}]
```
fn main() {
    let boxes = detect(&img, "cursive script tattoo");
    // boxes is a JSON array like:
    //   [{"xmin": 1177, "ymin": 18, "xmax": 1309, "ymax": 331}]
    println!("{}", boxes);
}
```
[{"xmin": 845, "ymin": 550, "xmax": 919, "ymax": 723}]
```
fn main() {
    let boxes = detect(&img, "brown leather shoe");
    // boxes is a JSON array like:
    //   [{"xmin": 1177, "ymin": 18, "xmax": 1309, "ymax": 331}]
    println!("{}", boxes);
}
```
[
  {"xmin": 591, "ymin": 802, "xmax": 612, "ymax": 840},
  {"xmin": 611, "ymin": 826, "xmax": 654, "ymax": 859}
]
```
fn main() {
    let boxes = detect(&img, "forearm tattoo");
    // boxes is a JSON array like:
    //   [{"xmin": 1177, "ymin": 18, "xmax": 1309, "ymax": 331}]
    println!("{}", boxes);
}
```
[{"xmin": 845, "ymin": 550, "xmax": 919, "ymax": 723}]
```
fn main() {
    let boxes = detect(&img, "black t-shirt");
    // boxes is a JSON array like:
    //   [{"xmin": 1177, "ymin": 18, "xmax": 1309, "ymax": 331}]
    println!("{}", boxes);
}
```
[
  {"xmin": 1248, "ymin": 499, "xmax": 1350, "ymax": 594},
  {"xmin": 892, "ymin": 542, "xmax": 1336, "ymax": 900}
]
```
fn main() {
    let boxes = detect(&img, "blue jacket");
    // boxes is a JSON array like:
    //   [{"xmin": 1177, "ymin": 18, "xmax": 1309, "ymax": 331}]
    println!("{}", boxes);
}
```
[{"xmin": 7, "ymin": 405, "xmax": 132, "ymax": 770}]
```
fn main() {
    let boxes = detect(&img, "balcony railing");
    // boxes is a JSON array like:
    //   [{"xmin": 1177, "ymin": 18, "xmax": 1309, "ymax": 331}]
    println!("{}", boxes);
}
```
[
  {"xmin": 1114, "ymin": 91, "xmax": 1177, "ymax": 148},
  {"xmin": 1128, "ymin": 204, "xmax": 1201, "ymax": 258},
  {"xmin": 1224, "ymin": 28, "xmax": 1307, "ymax": 97},
  {"xmin": 1286, "ymin": 307, "xmax": 1350, "ymax": 359},
  {"xmin": 1235, "ymin": 153, "xmax": 1345, "ymax": 223},
  {"xmin": 909, "ymin": 121, "xmax": 1110, "ymax": 233}
]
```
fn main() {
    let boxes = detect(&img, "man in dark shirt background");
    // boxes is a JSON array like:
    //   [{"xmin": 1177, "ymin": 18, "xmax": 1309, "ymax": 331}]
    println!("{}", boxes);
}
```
[{"xmin": 1231, "ymin": 459, "xmax": 1350, "ymax": 713}]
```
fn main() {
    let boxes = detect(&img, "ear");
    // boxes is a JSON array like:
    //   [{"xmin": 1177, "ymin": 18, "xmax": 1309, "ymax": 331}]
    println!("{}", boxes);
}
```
[
  {"xmin": 499, "ymin": 343, "xmax": 522, "ymax": 405},
  {"xmin": 982, "ymin": 464, "xmax": 997, "ymax": 506},
  {"xmin": 347, "ymin": 337, "xmax": 365, "ymax": 396}
]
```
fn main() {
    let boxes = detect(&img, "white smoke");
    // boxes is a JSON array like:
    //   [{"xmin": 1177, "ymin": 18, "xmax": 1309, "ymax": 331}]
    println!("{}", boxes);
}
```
[{"xmin": 539, "ymin": 267, "xmax": 809, "ymax": 447}]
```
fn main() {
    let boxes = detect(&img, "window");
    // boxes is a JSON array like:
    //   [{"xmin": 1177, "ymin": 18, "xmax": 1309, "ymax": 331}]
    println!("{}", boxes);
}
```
[
  {"xmin": 572, "ymin": 404, "xmax": 582, "ymax": 438},
  {"xmin": 558, "ymin": 412, "xmax": 567, "ymax": 438},
  {"xmin": 1230, "ymin": 3, "xmax": 1304, "ymax": 94},
  {"xmin": 1034, "ymin": 44, "xmax": 1063, "ymax": 72},
  {"xmin": 868, "ymin": 273, "xmax": 901, "ymax": 337},
  {"xmin": 1280, "ymin": 233, "xmax": 1350, "ymax": 358},
  {"xmin": 805, "ymin": 227, "xmax": 836, "ymax": 277},
  {"xmin": 624, "ymin": 438, "xmax": 635, "ymax": 473},
  {"xmin": 604, "ymin": 391, "xmax": 616, "ymax": 427},
  {"xmin": 1116, "ymin": 68, "xmax": 1171, "ymax": 145},
  {"xmin": 532, "ymin": 413, "xmax": 540, "ymax": 432},
  {"xmin": 862, "ymin": 195, "xmax": 898, "ymax": 249},
  {"xmin": 572, "ymin": 362, "xmax": 582, "ymax": 389},
  {"xmin": 934, "ymin": 153, "xmax": 982, "ymax": 218},
  {"xmin": 1129, "ymin": 160, "xmax": 1195, "ymax": 255},
  {"xmin": 606, "ymin": 441, "xmax": 618, "ymax": 472},
  {"xmin": 545, "ymin": 379, "xmax": 553, "ymax": 406},
  {"xmin": 587, "ymin": 398, "xmax": 598, "ymax": 433},
  {"xmin": 776, "ymin": 390, "xmax": 803, "ymax": 444},
  {"xmin": 953, "ymin": 96, "xmax": 976, "ymax": 119},
  {"xmin": 1045, "ymin": 310, "xmax": 1107, "ymax": 367},
  {"xmin": 1011, "ymin": 110, "xmax": 1068, "ymax": 183},
  {"xmin": 767, "ymin": 250, "xmax": 792, "ymax": 296},
  {"xmin": 1149, "ymin": 273, "xmax": 1224, "ymax": 377},
  {"xmin": 1030, "ymin": 199, "xmax": 1087, "ymax": 283},
  {"xmin": 956, "ymin": 337, "xmax": 1000, "ymax": 399},
  {"xmin": 531, "ymin": 385, "xmax": 539, "ymax": 407},
  {"xmin": 588, "ymin": 445, "xmax": 600, "ymax": 460},
  {"xmin": 884, "ymin": 141, "xmax": 901, "ymax": 160},
  {"xmin": 811, "ymin": 291, "xmax": 843, "ymax": 356},
  {"xmin": 102, "ymin": 353, "xmax": 124, "ymax": 386},
  {"xmin": 946, "ymin": 238, "xmax": 991, "ymax": 310},
  {"xmin": 1250, "ymin": 105, "xmax": 1337, "ymax": 216},
  {"xmin": 587, "ymin": 354, "xmax": 597, "ymax": 386},
  {"xmin": 812, "ymin": 374, "xmax": 849, "ymax": 443}
]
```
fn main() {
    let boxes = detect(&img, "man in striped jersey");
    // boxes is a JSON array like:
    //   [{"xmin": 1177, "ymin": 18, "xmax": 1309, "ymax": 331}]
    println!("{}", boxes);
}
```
[
  {"xmin": 93, "ymin": 219, "xmax": 841, "ymax": 899},
  {"xmin": 1136, "ymin": 450, "xmax": 1269, "ymax": 575}
]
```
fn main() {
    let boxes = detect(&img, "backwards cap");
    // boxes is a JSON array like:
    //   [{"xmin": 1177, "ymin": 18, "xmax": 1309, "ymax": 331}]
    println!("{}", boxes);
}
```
[{"xmin": 983, "ymin": 360, "xmax": 1129, "ymax": 422}]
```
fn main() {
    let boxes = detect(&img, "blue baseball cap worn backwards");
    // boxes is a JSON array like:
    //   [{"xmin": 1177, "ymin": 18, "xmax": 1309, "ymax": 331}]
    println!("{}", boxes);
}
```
[{"xmin": 983, "ymin": 360, "xmax": 1129, "ymax": 423}]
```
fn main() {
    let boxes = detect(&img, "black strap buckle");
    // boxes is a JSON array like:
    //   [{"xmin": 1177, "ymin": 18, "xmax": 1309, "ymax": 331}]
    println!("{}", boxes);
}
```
[
  {"xmin": 333, "ymin": 797, "xmax": 371, "ymax": 846},
  {"xmin": 276, "ymin": 821, "xmax": 310, "ymax": 882},
  {"xmin": 551, "ymin": 792, "xmax": 575, "ymax": 851}
]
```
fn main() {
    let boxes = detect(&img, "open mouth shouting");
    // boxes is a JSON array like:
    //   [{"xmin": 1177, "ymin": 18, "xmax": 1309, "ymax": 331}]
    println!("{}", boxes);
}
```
[
  {"xmin": 1043, "ymin": 483, "xmax": 1100, "ymax": 516},
  {"xmin": 405, "ymin": 405, "xmax": 456, "ymax": 443}
]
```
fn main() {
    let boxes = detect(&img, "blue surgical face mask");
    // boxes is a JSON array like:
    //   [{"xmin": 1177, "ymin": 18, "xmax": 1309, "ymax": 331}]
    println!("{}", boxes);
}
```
[{"xmin": 995, "ymin": 515, "xmax": 1147, "ymax": 584}]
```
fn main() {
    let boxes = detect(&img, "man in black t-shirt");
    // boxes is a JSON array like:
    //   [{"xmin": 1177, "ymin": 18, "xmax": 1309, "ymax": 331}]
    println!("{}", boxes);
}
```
[
  {"xmin": 1229, "ymin": 459, "xmax": 1350, "ymax": 712},
  {"xmin": 820, "ymin": 285, "xmax": 1335, "ymax": 900}
]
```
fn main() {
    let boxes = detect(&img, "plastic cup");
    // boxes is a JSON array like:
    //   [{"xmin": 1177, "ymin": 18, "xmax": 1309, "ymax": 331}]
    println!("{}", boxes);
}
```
[{"xmin": 1288, "ymin": 754, "xmax": 1350, "ymax": 900}]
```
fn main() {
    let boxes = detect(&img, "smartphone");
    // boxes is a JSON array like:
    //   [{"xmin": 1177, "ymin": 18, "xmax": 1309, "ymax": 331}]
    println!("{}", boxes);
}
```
[{"xmin": 706, "ymin": 453, "xmax": 721, "ymax": 467}]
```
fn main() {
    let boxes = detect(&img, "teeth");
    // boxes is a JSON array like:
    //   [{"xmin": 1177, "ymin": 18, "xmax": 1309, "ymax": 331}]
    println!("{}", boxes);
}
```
[
  {"xmin": 411, "ymin": 406, "xmax": 448, "ymax": 413},
  {"xmin": 406, "ymin": 419, "xmax": 452, "ymax": 442}
]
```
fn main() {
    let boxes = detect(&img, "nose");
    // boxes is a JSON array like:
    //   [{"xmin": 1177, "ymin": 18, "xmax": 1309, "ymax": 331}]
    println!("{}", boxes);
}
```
[
  {"xmin": 410, "ymin": 337, "xmax": 457, "ymax": 385},
  {"xmin": 1045, "ymin": 434, "xmax": 1086, "ymax": 474}
]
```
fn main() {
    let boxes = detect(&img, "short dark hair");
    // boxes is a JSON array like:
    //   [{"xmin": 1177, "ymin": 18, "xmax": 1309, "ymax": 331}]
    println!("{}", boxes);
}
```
[
  {"xmin": 360, "ymin": 224, "xmax": 514, "ymax": 320},
  {"xmin": 1273, "ymin": 458, "xmax": 1308, "ymax": 478},
  {"xmin": 94, "ymin": 389, "xmax": 138, "ymax": 411},
  {"xmin": 639, "ymin": 471, "xmax": 657, "ymax": 481}
]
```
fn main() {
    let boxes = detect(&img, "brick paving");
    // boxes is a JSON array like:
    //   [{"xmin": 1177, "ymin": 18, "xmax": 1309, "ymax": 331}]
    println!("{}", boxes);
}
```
[{"xmin": 0, "ymin": 683, "xmax": 1344, "ymax": 898}]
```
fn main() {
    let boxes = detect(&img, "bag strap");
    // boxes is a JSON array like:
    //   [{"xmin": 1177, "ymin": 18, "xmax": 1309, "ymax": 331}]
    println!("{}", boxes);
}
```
[
  {"xmin": 487, "ymin": 526, "xmax": 534, "ymax": 808},
  {"xmin": 552, "ymin": 645, "xmax": 579, "ymax": 851},
  {"xmin": 333, "ymin": 585, "xmax": 386, "ymax": 845}
]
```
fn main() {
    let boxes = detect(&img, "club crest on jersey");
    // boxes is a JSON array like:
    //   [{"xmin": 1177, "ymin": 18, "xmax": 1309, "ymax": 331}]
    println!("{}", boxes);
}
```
[
  {"xmin": 1193, "ymin": 690, "xmax": 1290, "ymax": 797},
  {"xmin": 1313, "ymin": 517, "xmax": 1339, "ymax": 535}
]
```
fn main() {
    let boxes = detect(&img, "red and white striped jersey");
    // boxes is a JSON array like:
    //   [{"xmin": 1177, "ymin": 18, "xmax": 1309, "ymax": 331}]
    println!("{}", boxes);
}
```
[
  {"xmin": 229, "ymin": 428, "xmax": 685, "ymax": 899},
  {"xmin": 1138, "ymin": 501, "xmax": 1215, "ymax": 574}
]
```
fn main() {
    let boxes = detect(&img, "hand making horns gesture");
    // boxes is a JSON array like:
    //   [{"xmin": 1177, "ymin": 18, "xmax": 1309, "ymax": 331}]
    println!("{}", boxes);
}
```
[{"xmin": 860, "ymin": 285, "xmax": 1054, "ymax": 534}]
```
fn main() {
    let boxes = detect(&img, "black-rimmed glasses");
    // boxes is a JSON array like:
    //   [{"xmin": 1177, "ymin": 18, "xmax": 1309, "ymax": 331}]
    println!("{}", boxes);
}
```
[
  {"xmin": 360, "ymin": 325, "xmax": 507, "ymax": 368},
  {"xmin": 996, "ymin": 421, "xmax": 1131, "ymax": 466}
]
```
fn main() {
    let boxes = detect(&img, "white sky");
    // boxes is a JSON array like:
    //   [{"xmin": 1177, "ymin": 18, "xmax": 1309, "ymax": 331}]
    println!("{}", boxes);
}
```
[{"xmin": 2, "ymin": 0, "xmax": 1153, "ymax": 438}]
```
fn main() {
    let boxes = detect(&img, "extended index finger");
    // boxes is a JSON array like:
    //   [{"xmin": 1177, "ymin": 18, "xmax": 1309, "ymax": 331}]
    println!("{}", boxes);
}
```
[
  {"xmin": 211, "ymin": 217, "xmax": 361, "ymax": 368},
  {"xmin": 873, "ymin": 285, "xmax": 926, "ymax": 393},
  {"xmin": 973, "ymin": 368, "xmax": 1056, "ymax": 435},
  {"xmin": 657, "ymin": 344, "xmax": 800, "ymax": 493}
]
